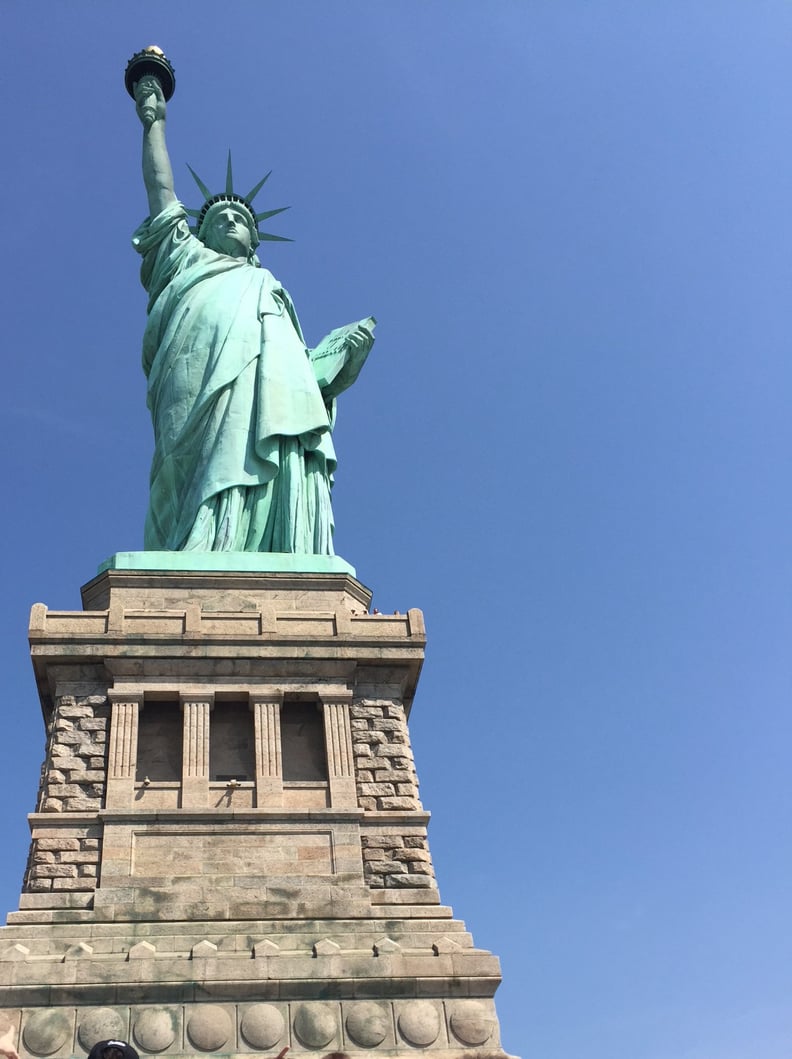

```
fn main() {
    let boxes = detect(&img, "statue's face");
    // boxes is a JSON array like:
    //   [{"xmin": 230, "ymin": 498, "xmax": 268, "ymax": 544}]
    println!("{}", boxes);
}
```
[{"xmin": 203, "ymin": 205, "xmax": 253, "ymax": 258}]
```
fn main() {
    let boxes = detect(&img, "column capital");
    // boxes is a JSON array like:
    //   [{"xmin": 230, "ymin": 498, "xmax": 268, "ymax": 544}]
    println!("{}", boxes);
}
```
[
  {"xmin": 317, "ymin": 689, "xmax": 354, "ymax": 707},
  {"xmin": 107, "ymin": 690, "xmax": 144, "ymax": 707},
  {"xmin": 249, "ymin": 689, "xmax": 284, "ymax": 707},
  {"xmin": 179, "ymin": 690, "xmax": 215, "ymax": 709}
]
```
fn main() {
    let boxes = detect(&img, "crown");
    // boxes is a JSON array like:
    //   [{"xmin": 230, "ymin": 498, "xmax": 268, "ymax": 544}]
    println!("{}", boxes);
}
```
[{"xmin": 185, "ymin": 151, "xmax": 292, "ymax": 244}]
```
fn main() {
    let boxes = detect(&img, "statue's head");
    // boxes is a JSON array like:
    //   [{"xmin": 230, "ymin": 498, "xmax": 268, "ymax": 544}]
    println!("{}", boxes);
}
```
[
  {"xmin": 198, "ymin": 199, "xmax": 259, "ymax": 259},
  {"xmin": 187, "ymin": 155, "xmax": 291, "ymax": 258}
]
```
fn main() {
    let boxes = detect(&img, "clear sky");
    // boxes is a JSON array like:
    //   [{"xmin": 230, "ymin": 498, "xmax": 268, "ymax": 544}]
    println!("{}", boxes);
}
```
[{"xmin": 0, "ymin": 4, "xmax": 790, "ymax": 1057}]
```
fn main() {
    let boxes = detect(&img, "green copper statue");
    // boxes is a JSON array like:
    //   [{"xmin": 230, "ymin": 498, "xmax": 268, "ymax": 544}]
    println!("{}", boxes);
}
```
[{"xmin": 130, "ymin": 62, "xmax": 374, "ymax": 554}]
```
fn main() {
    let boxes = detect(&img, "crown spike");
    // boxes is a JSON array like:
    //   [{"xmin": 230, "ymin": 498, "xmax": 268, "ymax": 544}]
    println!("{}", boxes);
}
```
[
  {"xmin": 258, "ymin": 232, "xmax": 293, "ymax": 243},
  {"xmin": 187, "ymin": 165, "xmax": 213, "ymax": 201},
  {"xmin": 255, "ymin": 205, "xmax": 290, "ymax": 222},
  {"xmin": 225, "ymin": 150, "xmax": 234, "ymax": 196},
  {"xmin": 245, "ymin": 171, "xmax": 272, "ymax": 203}
]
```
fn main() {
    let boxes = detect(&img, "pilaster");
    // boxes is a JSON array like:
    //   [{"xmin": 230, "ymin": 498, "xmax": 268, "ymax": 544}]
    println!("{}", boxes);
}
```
[
  {"xmin": 252, "ymin": 692, "xmax": 283, "ymax": 807},
  {"xmin": 180, "ymin": 694, "xmax": 212, "ymax": 807},
  {"xmin": 105, "ymin": 693, "xmax": 142, "ymax": 807},
  {"xmin": 321, "ymin": 693, "xmax": 357, "ymax": 808}
]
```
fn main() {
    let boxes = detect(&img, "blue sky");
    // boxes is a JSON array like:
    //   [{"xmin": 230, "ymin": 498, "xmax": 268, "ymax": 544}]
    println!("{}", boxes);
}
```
[{"xmin": 1, "ymin": 3, "xmax": 791, "ymax": 1056}]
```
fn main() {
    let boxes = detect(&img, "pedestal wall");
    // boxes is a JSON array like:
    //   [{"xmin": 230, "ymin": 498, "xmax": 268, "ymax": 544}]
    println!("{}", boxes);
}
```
[{"xmin": 0, "ymin": 568, "xmax": 516, "ymax": 1059}]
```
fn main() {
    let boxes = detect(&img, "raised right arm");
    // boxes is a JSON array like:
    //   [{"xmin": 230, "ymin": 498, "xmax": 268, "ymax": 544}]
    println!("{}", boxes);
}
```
[{"xmin": 134, "ymin": 76, "xmax": 176, "ymax": 218}]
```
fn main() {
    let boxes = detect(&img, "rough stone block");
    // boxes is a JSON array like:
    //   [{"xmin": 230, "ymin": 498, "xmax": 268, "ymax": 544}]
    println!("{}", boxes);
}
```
[
  {"xmin": 361, "ymin": 834, "xmax": 403, "ymax": 848},
  {"xmin": 373, "ymin": 744, "xmax": 412, "ymax": 759},
  {"xmin": 364, "ymin": 861, "xmax": 405, "ymax": 875},
  {"xmin": 362, "ymin": 848, "xmax": 385, "ymax": 860},
  {"xmin": 360, "ymin": 731, "xmax": 387, "ymax": 745},
  {"xmin": 359, "ymin": 784, "xmax": 396, "ymax": 797},
  {"xmin": 390, "ymin": 873, "xmax": 433, "ymax": 888},
  {"xmin": 45, "ymin": 784, "xmax": 90, "ymax": 799},
  {"xmin": 393, "ymin": 848, "xmax": 432, "ymax": 863},
  {"xmin": 32, "ymin": 865, "xmax": 76, "ymax": 879},
  {"xmin": 47, "ymin": 757, "xmax": 86, "ymax": 772},
  {"xmin": 373, "ymin": 767, "xmax": 413, "ymax": 780},
  {"xmin": 64, "ymin": 852, "xmax": 99, "ymax": 865},
  {"xmin": 378, "ymin": 797, "xmax": 419, "ymax": 811},
  {"xmin": 52, "ymin": 878, "xmax": 94, "ymax": 891},
  {"xmin": 57, "ymin": 704, "xmax": 94, "ymax": 719},
  {"xmin": 63, "ymin": 797, "xmax": 102, "ymax": 812},
  {"xmin": 370, "ymin": 719, "xmax": 402, "ymax": 732}
]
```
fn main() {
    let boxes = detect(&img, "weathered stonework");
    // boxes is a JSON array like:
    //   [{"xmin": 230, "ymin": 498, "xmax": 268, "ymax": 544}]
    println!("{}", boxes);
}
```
[
  {"xmin": 0, "ymin": 568, "xmax": 517, "ymax": 1059},
  {"xmin": 36, "ymin": 695, "xmax": 109, "ymax": 815}
]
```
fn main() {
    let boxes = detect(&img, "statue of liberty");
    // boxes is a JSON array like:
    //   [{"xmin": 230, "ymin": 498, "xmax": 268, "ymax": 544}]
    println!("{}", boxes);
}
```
[{"xmin": 129, "ymin": 55, "xmax": 374, "ymax": 555}]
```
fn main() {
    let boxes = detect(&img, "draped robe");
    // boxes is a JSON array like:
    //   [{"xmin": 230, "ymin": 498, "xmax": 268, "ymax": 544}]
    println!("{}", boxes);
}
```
[{"xmin": 133, "ymin": 201, "xmax": 341, "ymax": 554}]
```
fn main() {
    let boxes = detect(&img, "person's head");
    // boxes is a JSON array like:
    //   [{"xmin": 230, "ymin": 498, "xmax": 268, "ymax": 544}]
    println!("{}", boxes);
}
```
[
  {"xmin": 87, "ymin": 1040, "xmax": 139, "ymax": 1059},
  {"xmin": 198, "ymin": 200, "xmax": 259, "ymax": 259}
]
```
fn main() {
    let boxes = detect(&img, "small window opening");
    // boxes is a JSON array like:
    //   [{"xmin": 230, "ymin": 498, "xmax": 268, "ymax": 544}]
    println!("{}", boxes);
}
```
[
  {"xmin": 210, "ymin": 700, "xmax": 255, "ymax": 782},
  {"xmin": 136, "ymin": 700, "xmax": 182, "ymax": 781},
  {"xmin": 281, "ymin": 700, "xmax": 328, "ymax": 782}
]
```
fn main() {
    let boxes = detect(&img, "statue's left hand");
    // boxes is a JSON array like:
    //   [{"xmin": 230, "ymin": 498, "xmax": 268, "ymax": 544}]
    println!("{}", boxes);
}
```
[{"xmin": 346, "ymin": 322, "xmax": 374, "ymax": 354}]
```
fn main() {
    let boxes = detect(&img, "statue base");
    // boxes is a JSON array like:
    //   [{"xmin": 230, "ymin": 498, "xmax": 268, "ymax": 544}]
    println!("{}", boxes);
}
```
[{"xmin": 98, "ymin": 549, "xmax": 357, "ymax": 576}]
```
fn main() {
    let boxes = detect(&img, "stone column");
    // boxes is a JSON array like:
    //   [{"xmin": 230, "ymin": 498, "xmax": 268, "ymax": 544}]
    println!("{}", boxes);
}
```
[
  {"xmin": 180, "ymin": 694, "xmax": 212, "ymax": 808},
  {"xmin": 321, "ymin": 694, "xmax": 357, "ymax": 808},
  {"xmin": 105, "ymin": 693, "xmax": 142, "ymax": 807},
  {"xmin": 251, "ymin": 692, "xmax": 283, "ymax": 807}
]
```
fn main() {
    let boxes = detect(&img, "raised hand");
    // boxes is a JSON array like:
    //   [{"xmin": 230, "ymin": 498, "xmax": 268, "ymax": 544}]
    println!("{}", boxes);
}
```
[{"xmin": 134, "ymin": 75, "xmax": 166, "ymax": 129}]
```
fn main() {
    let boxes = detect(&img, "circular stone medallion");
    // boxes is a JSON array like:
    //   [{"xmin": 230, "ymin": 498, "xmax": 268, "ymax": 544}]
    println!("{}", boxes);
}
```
[
  {"xmin": 293, "ymin": 1004, "xmax": 337, "ymax": 1049},
  {"xmin": 186, "ymin": 1006, "xmax": 232, "ymax": 1052},
  {"xmin": 23, "ymin": 1011, "xmax": 72, "ymax": 1056},
  {"xmin": 78, "ymin": 1009, "xmax": 126, "ymax": 1051},
  {"xmin": 239, "ymin": 1005, "xmax": 285, "ymax": 1050},
  {"xmin": 133, "ymin": 1008, "xmax": 177, "ymax": 1053},
  {"xmin": 345, "ymin": 1002, "xmax": 389, "ymax": 1048},
  {"xmin": 397, "ymin": 1001, "xmax": 441, "ymax": 1047},
  {"xmin": 450, "ymin": 1001, "xmax": 494, "ymax": 1046}
]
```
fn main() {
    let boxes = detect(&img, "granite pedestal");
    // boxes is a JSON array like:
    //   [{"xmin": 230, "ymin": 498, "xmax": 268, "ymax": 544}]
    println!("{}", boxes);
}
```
[{"xmin": 0, "ymin": 562, "xmax": 516, "ymax": 1058}]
